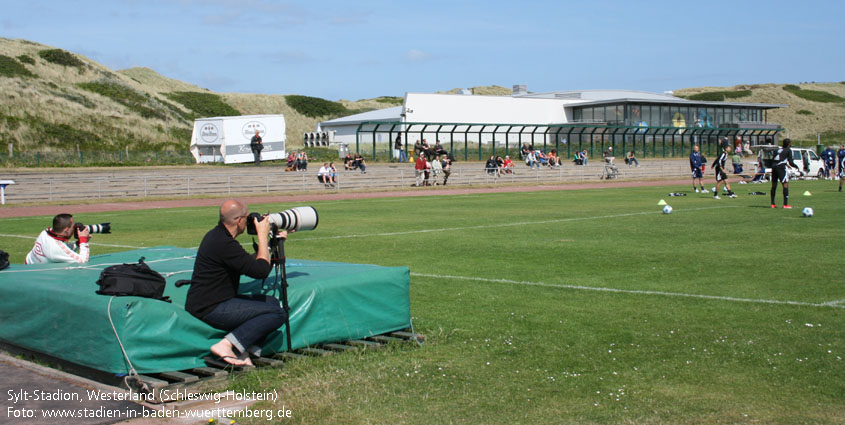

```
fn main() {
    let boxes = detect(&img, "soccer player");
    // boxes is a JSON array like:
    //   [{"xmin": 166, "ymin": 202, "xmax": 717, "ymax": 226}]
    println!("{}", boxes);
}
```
[
  {"xmin": 839, "ymin": 149, "xmax": 845, "ymax": 192},
  {"xmin": 770, "ymin": 138, "xmax": 798, "ymax": 208},
  {"xmin": 711, "ymin": 144, "xmax": 736, "ymax": 199},
  {"xmin": 689, "ymin": 145, "xmax": 707, "ymax": 193}
]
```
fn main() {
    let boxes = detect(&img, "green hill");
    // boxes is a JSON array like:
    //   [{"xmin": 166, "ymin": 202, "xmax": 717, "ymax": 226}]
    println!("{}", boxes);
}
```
[{"xmin": 1, "ymin": 37, "xmax": 841, "ymax": 161}]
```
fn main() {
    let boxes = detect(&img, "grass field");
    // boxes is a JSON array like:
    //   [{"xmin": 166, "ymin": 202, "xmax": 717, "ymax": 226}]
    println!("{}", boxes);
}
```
[{"xmin": 1, "ymin": 180, "xmax": 844, "ymax": 424}]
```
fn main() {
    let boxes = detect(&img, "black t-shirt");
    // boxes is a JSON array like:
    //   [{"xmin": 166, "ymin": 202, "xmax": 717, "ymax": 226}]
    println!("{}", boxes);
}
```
[
  {"xmin": 250, "ymin": 135, "xmax": 263, "ymax": 152},
  {"xmin": 185, "ymin": 222, "xmax": 272, "ymax": 318}
]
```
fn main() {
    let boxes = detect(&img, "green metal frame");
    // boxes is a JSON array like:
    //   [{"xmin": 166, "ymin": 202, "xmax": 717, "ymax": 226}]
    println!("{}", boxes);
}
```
[{"xmin": 354, "ymin": 121, "xmax": 783, "ymax": 161}]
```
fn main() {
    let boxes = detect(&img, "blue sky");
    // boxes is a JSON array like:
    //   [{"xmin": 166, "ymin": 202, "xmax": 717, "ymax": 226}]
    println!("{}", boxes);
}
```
[{"xmin": 2, "ymin": 0, "xmax": 842, "ymax": 100}]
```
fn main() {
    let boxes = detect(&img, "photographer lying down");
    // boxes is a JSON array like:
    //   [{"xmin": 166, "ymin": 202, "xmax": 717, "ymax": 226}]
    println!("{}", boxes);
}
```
[
  {"xmin": 185, "ymin": 199, "xmax": 287, "ymax": 367},
  {"xmin": 25, "ymin": 213, "xmax": 91, "ymax": 264}
]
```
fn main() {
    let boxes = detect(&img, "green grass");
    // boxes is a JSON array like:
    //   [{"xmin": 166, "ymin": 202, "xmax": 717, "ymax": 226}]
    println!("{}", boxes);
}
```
[
  {"xmin": 0, "ymin": 54, "xmax": 36, "ymax": 78},
  {"xmin": 796, "ymin": 109, "xmax": 814, "ymax": 115},
  {"xmin": 682, "ymin": 90, "xmax": 752, "ymax": 101},
  {"xmin": 1, "ymin": 181, "xmax": 843, "ymax": 424},
  {"xmin": 38, "ymin": 48, "xmax": 85, "ymax": 67},
  {"xmin": 164, "ymin": 91, "xmax": 241, "ymax": 118},
  {"xmin": 77, "ymin": 80, "xmax": 167, "ymax": 120},
  {"xmin": 783, "ymin": 85, "xmax": 845, "ymax": 103},
  {"xmin": 285, "ymin": 94, "xmax": 348, "ymax": 118}
]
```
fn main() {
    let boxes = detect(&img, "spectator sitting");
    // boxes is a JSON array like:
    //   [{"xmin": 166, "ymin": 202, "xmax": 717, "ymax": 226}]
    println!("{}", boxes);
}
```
[
  {"xmin": 581, "ymin": 150, "xmax": 589, "ymax": 166},
  {"xmin": 485, "ymin": 155, "xmax": 499, "ymax": 176},
  {"xmin": 296, "ymin": 151, "xmax": 308, "ymax": 171},
  {"xmin": 751, "ymin": 161, "xmax": 767, "ymax": 183},
  {"xmin": 525, "ymin": 150, "xmax": 537, "ymax": 168},
  {"xmin": 434, "ymin": 140, "xmax": 448, "ymax": 158},
  {"xmin": 353, "ymin": 154, "xmax": 367, "ymax": 173},
  {"xmin": 625, "ymin": 151, "xmax": 639, "ymax": 167},
  {"xmin": 603, "ymin": 147, "xmax": 615, "ymax": 164},
  {"xmin": 431, "ymin": 154, "xmax": 443, "ymax": 185},
  {"xmin": 317, "ymin": 163, "xmax": 333, "ymax": 187},
  {"xmin": 413, "ymin": 140, "xmax": 423, "ymax": 158},
  {"xmin": 520, "ymin": 143, "xmax": 530, "ymax": 160},
  {"xmin": 548, "ymin": 150, "xmax": 560, "ymax": 168},
  {"xmin": 573, "ymin": 152, "xmax": 582, "ymax": 165},
  {"xmin": 329, "ymin": 162, "xmax": 338, "ymax": 185},
  {"xmin": 421, "ymin": 139, "xmax": 432, "ymax": 160},
  {"xmin": 502, "ymin": 155, "xmax": 514, "ymax": 174},
  {"xmin": 286, "ymin": 151, "xmax": 297, "ymax": 171},
  {"xmin": 535, "ymin": 150, "xmax": 549, "ymax": 166},
  {"xmin": 343, "ymin": 154, "xmax": 356, "ymax": 170}
]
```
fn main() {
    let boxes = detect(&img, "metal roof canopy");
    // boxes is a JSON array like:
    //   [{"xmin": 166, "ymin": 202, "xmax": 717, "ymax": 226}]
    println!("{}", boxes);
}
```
[{"xmin": 354, "ymin": 121, "xmax": 783, "ymax": 161}]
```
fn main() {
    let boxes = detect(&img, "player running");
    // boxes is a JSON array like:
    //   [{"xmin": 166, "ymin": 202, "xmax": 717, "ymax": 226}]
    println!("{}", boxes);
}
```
[
  {"xmin": 689, "ymin": 145, "xmax": 707, "ymax": 193},
  {"xmin": 839, "ymin": 148, "xmax": 845, "ymax": 192},
  {"xmin": 711, "ymin": 143, "xmax": 736, "ymax": 199},
  {"xmin": 770, "ymin": 138, "xmax": 798, "ymax": 208}
]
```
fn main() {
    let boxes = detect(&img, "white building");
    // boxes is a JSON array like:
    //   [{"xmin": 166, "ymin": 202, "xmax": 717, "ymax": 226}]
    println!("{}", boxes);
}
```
[{"xmin": 318, "ymin": 87, "xmax": 785, "ymax": 160}]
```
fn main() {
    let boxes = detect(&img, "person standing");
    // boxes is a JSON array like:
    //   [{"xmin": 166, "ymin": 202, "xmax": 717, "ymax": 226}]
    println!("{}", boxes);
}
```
[
  {"xmin": 394, "ymin": 134, "xmax": 407, "ymax": 163},
  {"xmin": 431, "ymin": 154, "xmax": 443, "ymax": 185},
  {"xmin": 712, "ymin": 144, "xmax": 737, "ymax": 199},
  {"xmin": 689, "ymin": 145, "xmax": 707, "ymax": 193},
  {"xmin": 250, "ymin": 130, "xmax": 263, "ymax": 166},
  {"xmin": 839, "ymin": 151, "xmax": 845, "ymax": 192},
  {"xmin": 770, "ymin": 138, "xmax": 798, "ymax": 208},
  {"xmin": 414, "ymin": 153, "xmax": 426, "ymax": 187},
  {"xmin": 821, "ymin": 145, "xmax": 835, "ymax": 180},
  {"xmin": 838, "ymin": 145, "xmax": 845, "ymax": 179},
  {"xmin": 441, "ymin": 155, "xmax": 452, "ymax": 185}
]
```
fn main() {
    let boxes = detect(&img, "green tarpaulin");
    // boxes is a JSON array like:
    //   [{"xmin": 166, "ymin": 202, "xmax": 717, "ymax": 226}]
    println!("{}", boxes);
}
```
[{"xmin": 0, "ymin": 247, "xmax": 410, "ymax": 374}]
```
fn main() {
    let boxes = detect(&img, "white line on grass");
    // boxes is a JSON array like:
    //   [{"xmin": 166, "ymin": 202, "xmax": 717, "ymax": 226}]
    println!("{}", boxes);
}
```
[
  {"xmin": 0, "ymin": 233, "xmax": 145, "ymax": 249},
  {"xmin": 411, "ymin": 272, "xmax": 845, "ymax": 310},
  {"xmin": 822, "ymin": 299, "xmax": 845, "ymax": 306},
  {"xmin": 291, "ymin": 205, "xmax": 739, "ymax": 242}
]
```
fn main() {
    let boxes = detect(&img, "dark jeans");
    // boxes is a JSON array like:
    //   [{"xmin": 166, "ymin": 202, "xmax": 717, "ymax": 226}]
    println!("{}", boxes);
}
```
[
  {"xmin": 202, "ymin": 294, "xmax": 286, "ymax": 356},
  {"xmin": 252, "ymin": 150, "xmax": 261, "ymax": 166}
]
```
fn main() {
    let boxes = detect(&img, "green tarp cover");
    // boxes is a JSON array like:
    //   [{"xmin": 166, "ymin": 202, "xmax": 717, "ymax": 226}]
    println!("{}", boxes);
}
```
[{"xmin": 0, "ymin": 247, "xmax": 410, "ymax": 374}]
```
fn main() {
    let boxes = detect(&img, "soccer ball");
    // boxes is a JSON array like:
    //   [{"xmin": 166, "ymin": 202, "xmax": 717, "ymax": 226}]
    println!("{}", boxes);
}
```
[
  {"xmin": 663, "ymin": 205, "xmax": 673, "ymax": 214},
  {"xmin": 802, "ymin": 207, "xmax": 814, "ymax": 217}
]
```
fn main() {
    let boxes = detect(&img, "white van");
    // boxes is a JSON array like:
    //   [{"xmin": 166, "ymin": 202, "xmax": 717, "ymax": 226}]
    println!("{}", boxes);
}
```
[{"xmin": 755, "ymin": 145, "xmax": 825, "ymax": 179}]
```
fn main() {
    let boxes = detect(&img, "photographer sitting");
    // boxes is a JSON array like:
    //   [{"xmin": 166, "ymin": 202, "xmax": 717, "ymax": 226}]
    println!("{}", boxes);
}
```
[
  {"xmin": 185, "ymin": 200, "xmax": 287, "ymax": 367},
  {"xmin": 25, "ymin": 213, "xmax": 90, "ymax": 264}
]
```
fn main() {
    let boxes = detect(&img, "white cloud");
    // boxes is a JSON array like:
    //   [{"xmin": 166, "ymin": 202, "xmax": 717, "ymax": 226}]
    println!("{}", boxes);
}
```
[{"xmin": 405, "ymin": 49, "xmax": 431, "ymax": 62}]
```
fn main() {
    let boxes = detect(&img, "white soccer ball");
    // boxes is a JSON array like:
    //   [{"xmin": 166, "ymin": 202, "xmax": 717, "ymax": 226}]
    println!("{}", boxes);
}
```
[
  {"xmin": 663, "ymin": 205, "xmax": 673, "ymax": 214},
  {"xmin": 711, "ymin": 187, "xmax": 716, "ymax": 193},
  {"xmin": 802, "ymin": 207, "xmax": 814, "ymax": 217}
]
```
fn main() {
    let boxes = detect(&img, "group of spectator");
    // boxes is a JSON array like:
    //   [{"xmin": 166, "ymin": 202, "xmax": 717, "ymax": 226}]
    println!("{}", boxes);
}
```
[
  {"xmin": 518, "ymin": 144, "xmax": 561, "ymax": 169},
  {"xmin": 285, "ymin": 150, "xmax": 309, "ymax": 171},
  {"xmin": 414, "ymin": 139, "xmax": 450, "ymax": 161},
  {"xmin": 484, "ymin": 155, "xmax": 515, "ymax": 176},
  {"xmin": 573, "ymin": 150, "xmax": 589, "ymax": 166},
  {"xmin": 342, "ymin": 153, "xmax": 367, "ymax": 173},
  {"xmin": 414, "ymin": 153, "xmax": 452, "ymax": 186},
  {"xmin": 317, "ymin": 163, "xmax": 338, "ymax": 188}
]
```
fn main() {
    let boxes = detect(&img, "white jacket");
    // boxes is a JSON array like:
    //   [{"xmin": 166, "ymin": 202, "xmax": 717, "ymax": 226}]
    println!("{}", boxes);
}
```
[{"xmin": 25, "ymin": 229, "xmax": 89, "ymax": 264}]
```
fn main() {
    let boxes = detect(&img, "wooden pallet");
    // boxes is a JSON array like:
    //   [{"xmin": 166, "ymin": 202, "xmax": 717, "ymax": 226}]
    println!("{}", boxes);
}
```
[{"xmin": 124, "ymin": 329, "xmax": 425, "ymax": 403}]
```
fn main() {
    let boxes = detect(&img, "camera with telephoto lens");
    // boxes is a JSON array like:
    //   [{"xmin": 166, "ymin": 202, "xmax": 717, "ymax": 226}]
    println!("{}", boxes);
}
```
[
  {"xmin": 246, "ymin": 206, "xmax": 319, "ymax": 235},
  {"xmin": 73, "ymin": 222, "xmax": 111, "ymax": 239}
]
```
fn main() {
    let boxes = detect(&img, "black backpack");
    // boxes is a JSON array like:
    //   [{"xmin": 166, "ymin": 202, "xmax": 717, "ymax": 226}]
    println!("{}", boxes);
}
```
[
  {"xmin": 0, "ymin": 250, "xmax": 9, "ymax": 271},
  {"xmin": 96, "ymin": 257, "xmax": 170, "ymax": 302}
]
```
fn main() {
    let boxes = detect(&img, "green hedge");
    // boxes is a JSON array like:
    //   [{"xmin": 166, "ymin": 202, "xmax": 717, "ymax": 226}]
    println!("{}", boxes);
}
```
[
  {"xmin": 783, "ymin": 85, "xmax": 845, "ymax": 103},
  {"xmin": 15, "ymin": 55, "xmax": 35, "ymax": 65},
  {"xmin": 796, "ymin": 109, "xmax": 814, "ymax": 115},
  {"xmin": 38, "ymin": 49, "xmax": 85, "ymax": 68},
  {"xmin": 683, "ymin": 90, "xmax": 752, "ymax": 101},
  {"xmin": 164, "ymin": 91, "xmax": 240, "ymax": 118},
  {"xmin": 285, "ymin": 95, "xmax": 347, "ymax": 118},
  {"xmin": 0, "ymin": 54, "xmax": 36, "ymax": 78}
]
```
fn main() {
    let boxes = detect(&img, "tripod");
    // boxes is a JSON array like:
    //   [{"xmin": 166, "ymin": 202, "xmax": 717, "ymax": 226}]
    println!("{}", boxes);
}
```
[{"xmin": 266, "ymin": 226, "xmax": 293, "ymax": 352}]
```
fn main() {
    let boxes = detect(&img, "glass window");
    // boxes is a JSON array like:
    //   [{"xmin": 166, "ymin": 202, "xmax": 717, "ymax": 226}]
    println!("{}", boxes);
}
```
[
  {"xmin": 594, "ymin": 106, "xmax": 605, "ymax": 122},
  {"xmin": 573, "ymin": 108, "xmax": 582, "ymax": 121},
  {"xmin": 583, "ymin": 108, "xmax": 593, "ymax": 121}
]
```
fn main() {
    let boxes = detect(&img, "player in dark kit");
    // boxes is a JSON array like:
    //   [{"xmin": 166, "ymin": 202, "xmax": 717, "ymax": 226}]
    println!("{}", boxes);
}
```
[
  {"xmin": 689, "ymin": 145, "xmax": 707, "ymax": 193},
  {"xmin": 770, "ymin": 138, "xmax": 798, "ymax": 208},
  {"xmin": 839, "ymin": 151, "xmax": 845, "ymax": 192},
  {"xmin": 711, "ymin": 144, "xmax": 736, "ymax": 199}
]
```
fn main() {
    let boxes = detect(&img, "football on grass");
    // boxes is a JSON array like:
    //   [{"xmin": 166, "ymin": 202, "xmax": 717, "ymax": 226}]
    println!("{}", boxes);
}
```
[
  {"xmin": 663, "ymin": 205, "xmax": 673, "ymax": 214},
  {"xmin": 802, "ymin": 207, "xmax": 814, "ymax": 217}
]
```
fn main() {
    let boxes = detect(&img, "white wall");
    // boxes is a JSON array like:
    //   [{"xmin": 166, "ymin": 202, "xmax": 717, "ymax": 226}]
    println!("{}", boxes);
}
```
[{"xmin": 403, "ymin": 93, "xmax": 572, "ymax": 125}]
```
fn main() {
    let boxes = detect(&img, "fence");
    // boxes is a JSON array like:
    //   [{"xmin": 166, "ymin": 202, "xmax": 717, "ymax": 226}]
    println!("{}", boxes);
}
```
[{"xmin": 0, "ymin": 159, "xmax": 706, "ymax": 204}]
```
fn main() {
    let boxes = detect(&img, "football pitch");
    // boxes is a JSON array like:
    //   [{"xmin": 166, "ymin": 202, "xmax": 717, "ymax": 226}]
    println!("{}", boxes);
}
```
[{"xmin": 1, "ymin": 180, "xmax": 843, "ymax": 424}]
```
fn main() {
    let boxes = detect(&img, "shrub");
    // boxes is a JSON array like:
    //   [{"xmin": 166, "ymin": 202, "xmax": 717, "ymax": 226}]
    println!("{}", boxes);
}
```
[
  {"xmin": 285, "ymin": 95, "xmax": 347, "ymax": 118},
  {"xmin": 796, "ymin": 109, "xmax": 814, "ymax": 115},
  {"xmin": 54, "ymin": 90, "xmax": 96, "ymax": 109},
  {"xmin": 375, "ymin": 96, "xmax": 404, "ymax": 104},
  {"xmin": 38, "ymin": 49, "xmax": 85, "ymax": 68},
  {"xmin": 684, "ymin": 90, "xmax": 752, "ymax": 101},
  {"xmin": 15, "ymin": 55, "xmax": 35, "ymax": 65},
  {"xmin": 164, "ymin": 91, "xmax": 240, "ymax": 118},
  {"xmin": 77, "ymin": 80, "xmax": 167, "ymax": 120},
  {"xmin": 782, "ymin": 84, "xmax": 845, "ymax": 103},
  {"xmin": 0, "ymin": 54, "xmax": 36, "ymax": 78}
]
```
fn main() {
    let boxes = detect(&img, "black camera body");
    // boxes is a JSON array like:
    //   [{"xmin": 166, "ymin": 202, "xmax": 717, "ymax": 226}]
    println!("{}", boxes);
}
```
[
  {"xmin": 246, "ymin": 207, "xmax": 318, "ymax": 235},
  {"xmin": 74, "ymin": 222, "xmax": 111, "ymax": 239}
]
